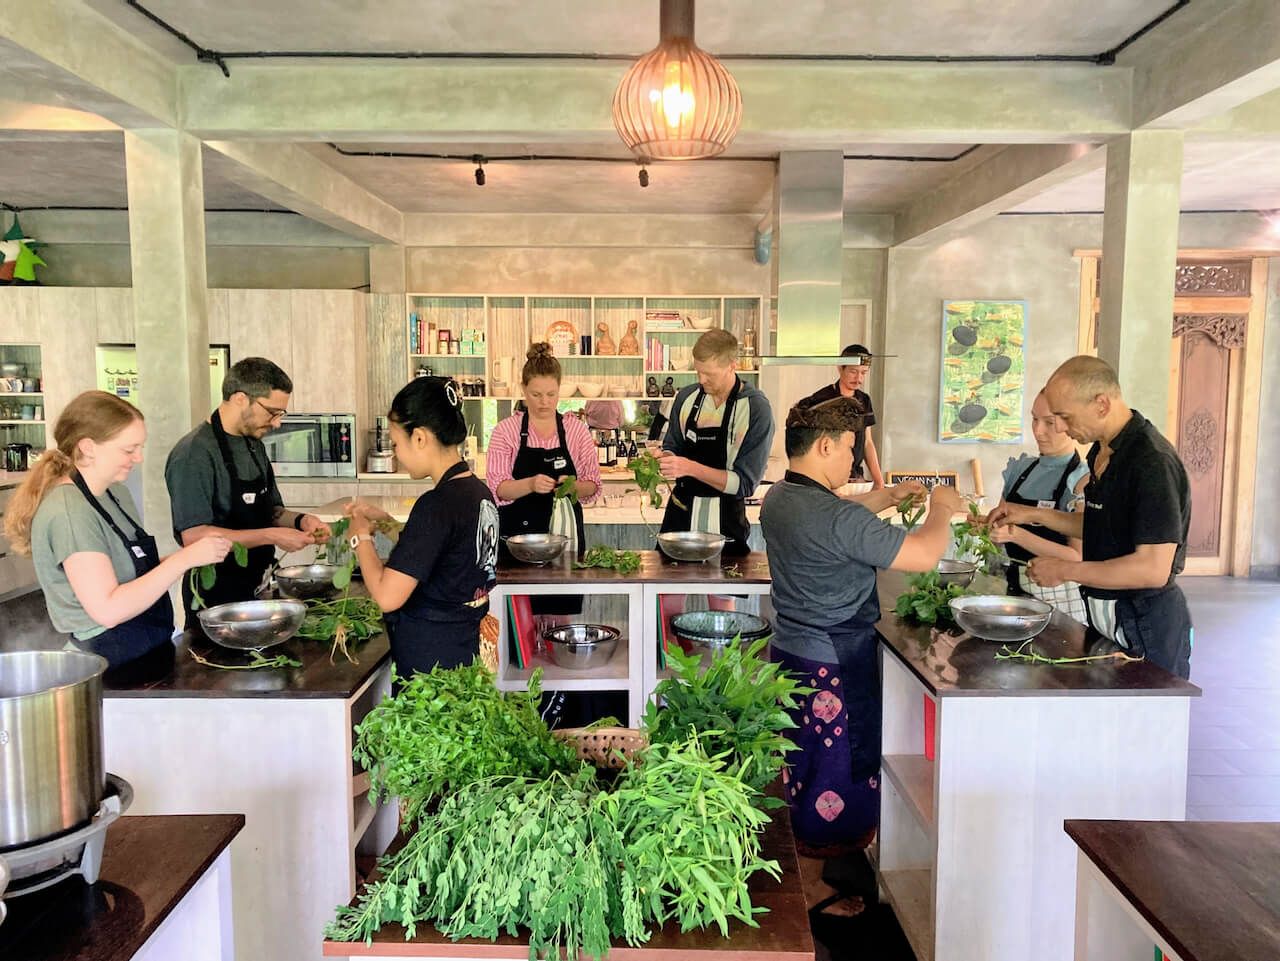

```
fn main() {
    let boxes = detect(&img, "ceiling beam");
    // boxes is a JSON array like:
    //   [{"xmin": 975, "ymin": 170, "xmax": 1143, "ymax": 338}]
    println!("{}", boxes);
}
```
[
  {"xmin": 0, "ymin": 0, "xmax": 178, "ymax": 127},
  {"xmin": 1190, "ymin": 87, "xmax": 1280, "ymax": 139},
  {"xmin": 203, "ymin": 141, "xmax": 403, "ymax": 244},
  {"xmin": 1127, "ymin": 0, "xmax": 1280, "ymax": 129},
  {"xmin": 893, "ymin": 143, "xmax": 1106, "ymax": 247},
  {"xmin": 179, "ymin": 61, "xmax": 1132, "ymax": 143}
]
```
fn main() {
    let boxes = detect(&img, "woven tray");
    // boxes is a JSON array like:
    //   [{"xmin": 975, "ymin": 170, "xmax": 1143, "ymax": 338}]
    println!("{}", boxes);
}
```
[{"xmin": 554, "ymin": 726, "xmax": 646, "ymax": 770}]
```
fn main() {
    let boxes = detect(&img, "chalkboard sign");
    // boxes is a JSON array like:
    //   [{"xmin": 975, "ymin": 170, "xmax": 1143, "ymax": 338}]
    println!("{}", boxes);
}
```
[{"xmin": 886, "ymin": 470, "xmax": 958, "ymax": 490}]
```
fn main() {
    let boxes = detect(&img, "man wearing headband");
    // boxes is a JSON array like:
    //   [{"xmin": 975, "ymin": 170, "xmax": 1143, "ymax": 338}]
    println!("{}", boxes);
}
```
[
  {"xmin": 798, "ymin": 344, "xmax": 884, "ymax": 490},
  {"xmin": 761, "ymin": 396, "xmax": 959, "ymax": 915}
]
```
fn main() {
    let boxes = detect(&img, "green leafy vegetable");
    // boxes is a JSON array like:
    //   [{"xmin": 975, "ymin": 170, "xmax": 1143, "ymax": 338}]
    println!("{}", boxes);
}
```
[
  {"xmin": 896, "ymin": 495, "xmax": 927, "ymax": 531},
  {"xmin": 575, "ymin": 544, "xmax": 643, "ymax": 575},
  {"xmin": 187, "ymin": 541, "xmax": 249, "ymax": 610},
  {"xmin": 296, "ymin": 594, "xmax": 382, "ymax": 663},
  {"xmin": 644, "ymin": 636, "xmax": 809, "ymax": 803},
  {"xmin": 189, "ymin": 648, "xmax": 301, "ymax": 670},
  {"xmin": 892, "ymin": 570, "xmax": 970, "ymax": 625},
  {"xmin": 553, "ymin": 475, "xmax": 579, "ymax": 504},
  {"xmin": 233, "ymin": 541, "xmax": 249, "ymax": 567},
  {"xmin": 352, "ymin": 663, "xmax": 581, "ymax": 816},
  {"xmin": 951, "ymin": 501, "xmax": 1003, "ymax": 572}
]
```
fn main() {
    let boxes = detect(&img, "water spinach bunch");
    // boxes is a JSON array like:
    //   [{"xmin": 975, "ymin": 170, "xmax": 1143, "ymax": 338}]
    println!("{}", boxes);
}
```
[
  {"xmin": 352, "ymin": 662, "xmax": 581, "ymax": 818},
  {"xmin": 627, "ymin": 449, "xmax": 683, "ymax": 534},
  {"xmin": 574, "ymin": 544, "xmax": 643, "ymax": 575},
  {"xmin": 950, "ymin": 501, "xmax": 1003, "ymax": 572},
  {"xmin": 188, "ymin": 542, "xmax": 249, "ymax": 610},
  {"xmin": 893, "ymin": 570, "xmax": 970, "ymax": 625},
  {"xmin": 643, "ymin": 636, "xmax": 809, "ymax": 804},
  {"xmin": 553, "ymin": 475, "xmax": 579, "ymax": 505}
]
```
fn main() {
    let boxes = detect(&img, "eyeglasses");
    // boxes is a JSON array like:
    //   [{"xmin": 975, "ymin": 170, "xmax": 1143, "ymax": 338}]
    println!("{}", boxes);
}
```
[{"xmin": 255, "ymin": 400, "xmax": 288, "ymax": 421}]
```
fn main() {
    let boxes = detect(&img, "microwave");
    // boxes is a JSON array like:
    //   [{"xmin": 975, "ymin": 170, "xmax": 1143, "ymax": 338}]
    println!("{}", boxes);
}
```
[{"xmin": 262, "ymin": 413, "xmax": 356, "ymax": 478}]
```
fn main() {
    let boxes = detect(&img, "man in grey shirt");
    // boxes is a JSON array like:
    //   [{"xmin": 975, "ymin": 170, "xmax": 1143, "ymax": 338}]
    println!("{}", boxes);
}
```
[{"xmin": 759, "ymin": 396, "xmax": 958, "ymax": 897}]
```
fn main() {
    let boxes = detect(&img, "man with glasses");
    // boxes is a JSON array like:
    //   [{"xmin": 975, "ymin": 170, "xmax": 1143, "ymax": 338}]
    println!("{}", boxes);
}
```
[
  {"xmin": 165, "ymin": 356, "xmax": 330, "ymax": 616},
  {"xmin": 798, "ymin": 344, "xmax": 885, "ymax": 491}
]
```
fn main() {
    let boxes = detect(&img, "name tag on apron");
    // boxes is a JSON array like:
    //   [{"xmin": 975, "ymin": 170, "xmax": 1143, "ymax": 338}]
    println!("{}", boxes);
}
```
[
  {"xmin": 1036, "ymin": 499, "xmax": 1056, "ymax": 510},
  {"xmin": 242, "ymin": 492, "xmax": 257, "ymax": 505},
  {"xmin": 131, "ymin": 545, "xmax": 147, "ymax": 559},
  {"xmin": 685, "ymin": 428, "xmax": 698, "ymax": 443},
  {"xmin": 552, "ymin": 457, "xmax": 567, "ymax": 470}
]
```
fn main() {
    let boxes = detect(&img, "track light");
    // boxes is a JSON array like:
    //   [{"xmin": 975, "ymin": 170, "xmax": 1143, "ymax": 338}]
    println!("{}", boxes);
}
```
[
  {"xmin": 473, "ymin": 156, "xmax": 485, "ymax": 186},
  {"xmin": 638, "ymin": 165, "xmax": 650, "ymax": 188}
]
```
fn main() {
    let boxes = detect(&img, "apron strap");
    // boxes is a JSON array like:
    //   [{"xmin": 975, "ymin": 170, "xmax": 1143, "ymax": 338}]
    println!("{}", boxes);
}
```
[{"xmin": 71, "ymin": 472, "xmax": 142, "ymax": 551}]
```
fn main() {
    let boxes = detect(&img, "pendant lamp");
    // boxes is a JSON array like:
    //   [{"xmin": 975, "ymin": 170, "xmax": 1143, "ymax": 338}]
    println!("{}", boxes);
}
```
[{"xmin": 612, "ymin": 0, "xmax": 743, "ymax": 161}]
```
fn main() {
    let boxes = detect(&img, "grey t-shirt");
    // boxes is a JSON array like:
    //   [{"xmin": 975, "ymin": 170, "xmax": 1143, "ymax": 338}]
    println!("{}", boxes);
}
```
[
  {"xmin": 31, "ymin": 481, "xmax": 145, "ymax": 640},
  {"xmin": 165, "ymin": 420, "xmax": 283, "ymax": 541},
  {"xmin": 760, "ymin": 474, "xmax": 906, "ymax": 660}
]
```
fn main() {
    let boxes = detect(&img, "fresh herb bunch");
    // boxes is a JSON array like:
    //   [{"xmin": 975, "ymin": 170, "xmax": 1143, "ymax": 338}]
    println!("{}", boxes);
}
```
[
  {"xmin": 575, "ymin": 545, "xmax": 643, "ymax": 575},
  {"xmin": 352, "ymin": 663, "xmax": 581, "ymax": 814},
  {"xmin": 327, "ymin": 768, "xmax": 646, "ymax": 960},
  {"xmin": 629, "ymin": 449, "xmax": 667, "ymax": 510},
  {"xmin": 188, "ymin": 542, "xmax": 249, "ymax": 610},
  {"xmin": 644, "ymin": 636, "xmax": 809, "ymax": 804},
  {"xmin": 951, "ymin": 502, "xmax": 1002, "ymax": 572},
  {"xmin": 296, "ymin": 595, "xmax": 382, "ymax": 663},
  {"xmin": 189, "ymin": 648, "xmax": 301, "ymax": 670},
  {"xmin": 605, "ymin": 734, "xmax": 780, "ymax": 935},
  {"xmin": 553, "ymin": 475, "xmax": 579, "ymax": 504},
  {"xmin": 893, "ymin": 570, "xmax": 970, "ymax": 625},
  {"xmin": 896, "ymin": 495, "xmax": 927, "ymax": 531}
]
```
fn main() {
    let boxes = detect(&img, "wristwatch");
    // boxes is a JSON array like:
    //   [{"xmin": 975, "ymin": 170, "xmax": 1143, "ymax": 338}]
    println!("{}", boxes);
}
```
[{"xmin": 349, "ymin": 533, "xmax": 373, "ymax": 551}]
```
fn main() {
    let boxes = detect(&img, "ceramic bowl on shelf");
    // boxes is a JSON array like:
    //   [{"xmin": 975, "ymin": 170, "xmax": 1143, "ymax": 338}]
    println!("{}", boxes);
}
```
[
  {"xmin": 606, "ymin": 384, "xmax": 628, "ymax": 397},
  {"xmin": 685, "ymin": 315, "xmax": 716, "ymax": 330},
  {"xmin": 577, "ymin": 381, "xmax": 605, "ymax": 398},
  {"xmin": 559, "ymin": 380, "xmax": 580, "ymax": 397}
]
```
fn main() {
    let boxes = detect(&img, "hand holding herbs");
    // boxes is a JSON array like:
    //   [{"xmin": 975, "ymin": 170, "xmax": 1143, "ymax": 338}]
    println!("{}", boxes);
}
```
[
  {"xmin": 553, "ymin": 475, "xmax": 579, "ymax": 504},
  {"xmin": 951, "ymin": 501, "xmax": 1004, "ymax": 572},
  {"xmin": 575, "ymin": 544, "xmax": 643, "ymax": 575},
  {"xmin": 187, "ymin": 541, "xmax": 249, "ymax": 610}
]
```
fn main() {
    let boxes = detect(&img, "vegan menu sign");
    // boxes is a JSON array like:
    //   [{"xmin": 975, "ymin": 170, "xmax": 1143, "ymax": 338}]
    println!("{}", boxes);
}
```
[{"xmin": 939, "ymin": 300, "xmax": 1027, "ymax": 444}]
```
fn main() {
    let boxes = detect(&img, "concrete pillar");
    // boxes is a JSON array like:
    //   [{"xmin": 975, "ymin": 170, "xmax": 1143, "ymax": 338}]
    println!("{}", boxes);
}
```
[
  {"xmin": 369, "ymin": 244, "xmax": 407, "ymax": 294},
  {"xmin": 1098, "ymin": 131, "xmax": 1184, "ymax": 425},
  {"xmin": 124, "ymin": 129, "xmax": 210, "ymax": 547}
]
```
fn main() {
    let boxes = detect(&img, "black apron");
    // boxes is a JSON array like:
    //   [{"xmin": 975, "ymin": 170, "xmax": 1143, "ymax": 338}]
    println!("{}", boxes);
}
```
[
  {"xmin": 1003, "ymin": 452, "xmax": 1080, "ymax": 594},
  {"xmin": 659, "ymin": 378, "xmax": 751, "ymax": 556},
  {"xmin": 182, "ymin": 410, "xmax": 276, "ymax": 614},
  {"xmin": 71, "ymin": 472, "xmax": 174, "ymax": 671},
  {"xmin": 384, "ymin": 461, "xmax": 489, "ymax": 684},
  {"xmin": 498, "ymin": 412, "xmax": 585, "ymax": 616}
]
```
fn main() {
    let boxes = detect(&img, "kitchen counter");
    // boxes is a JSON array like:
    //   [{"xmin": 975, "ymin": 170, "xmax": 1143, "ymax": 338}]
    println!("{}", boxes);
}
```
[
  {"xmin": 0, "ymin": 814, "xmax": 243, "ymax": 961},
  {"xmin": 1067, "ymin": 819, "xmax": 1280, "ymax": 961},
  {"xmin": 102, "ymin": 590, "xmax": 397, "ymax": 961},
  {"xmin": 0, "ymin": 468, "xmax": 29, "ymax": 490},
  {"xmin": 874, "ymin": 570, "xmax": 1200, "ymax": 698},
  {"xmin": 321, "ymin": 802, "xmax": 813, "ymax": 960},
  {"xmin": 313, "ymin": 495, "xmax": 763, "ymax": 528},
  {"xmin": 498, "ymin": 548, "xmax": 770, "ymax": 584}
]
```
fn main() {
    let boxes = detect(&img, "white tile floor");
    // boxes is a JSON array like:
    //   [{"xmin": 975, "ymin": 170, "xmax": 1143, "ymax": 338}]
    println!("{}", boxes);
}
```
[{"xmin": 1181, "ymin": 576, "xmax": 1280, "ymax": 822}]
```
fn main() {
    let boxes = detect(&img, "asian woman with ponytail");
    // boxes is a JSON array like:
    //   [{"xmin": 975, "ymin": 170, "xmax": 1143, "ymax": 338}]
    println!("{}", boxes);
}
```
[
  {"xmin": 343, "ymin": 377, "xmax": 499, "ymax": 678},
  {"xmin": 4, "ymin": 391, "xmax": 231, "ymax": 676}
]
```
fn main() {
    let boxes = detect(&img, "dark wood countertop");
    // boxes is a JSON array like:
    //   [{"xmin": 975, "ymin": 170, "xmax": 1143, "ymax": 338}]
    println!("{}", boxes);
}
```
[
  {"xmin": 497, "ymin": 550, "xmax": 771, "ymax": 586},
  {"xmin": 874, "ymin": 571, "xmax": 1200, "ymax": 698},
  {"xmin": 323, "ymin": 802, "xmax": 812, "ymax": 959},
  {"xmin": 1066, "ymin": 819, "xmax": 1280, "ymax": 961},
  {"xmin": 0, "ymin": 814, "xmax": 245, "ymax": 961},
  {"xmin": 104, "ymin": 585, "xmax": 391, "ymax": 700}
]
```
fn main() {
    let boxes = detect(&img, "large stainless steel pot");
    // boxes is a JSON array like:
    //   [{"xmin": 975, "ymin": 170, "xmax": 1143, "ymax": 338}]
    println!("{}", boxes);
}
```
[{"xmin": 0, "ymin": 650, "xmax": 107, "ymax": 848}]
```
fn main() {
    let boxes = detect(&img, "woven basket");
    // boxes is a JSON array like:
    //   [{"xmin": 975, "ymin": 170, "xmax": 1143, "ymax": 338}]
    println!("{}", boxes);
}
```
[
  {"xmin": 478, "ymin": 613, "xmax": 499, "ymax": 674},
  {"xmin": 554, "ymin": 726, "xmax": 647, "ymax": 770}
]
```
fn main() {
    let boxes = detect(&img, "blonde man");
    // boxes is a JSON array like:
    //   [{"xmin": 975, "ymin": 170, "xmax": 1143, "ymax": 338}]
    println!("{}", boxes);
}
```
[{"xmin": 657, "ymin": 329, "xmax": 774, "ymax": 556}]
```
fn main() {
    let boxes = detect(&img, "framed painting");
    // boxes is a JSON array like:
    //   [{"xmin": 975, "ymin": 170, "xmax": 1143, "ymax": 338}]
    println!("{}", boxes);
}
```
[{"xmin": 939, "ymin": 300, "xmax": 1027, "ymax": 443}]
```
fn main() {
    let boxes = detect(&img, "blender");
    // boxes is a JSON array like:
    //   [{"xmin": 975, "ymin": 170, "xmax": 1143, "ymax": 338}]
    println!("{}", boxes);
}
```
[{"xmin": 365, "ymin": 416, "xmax": 395, "ymax": 473}]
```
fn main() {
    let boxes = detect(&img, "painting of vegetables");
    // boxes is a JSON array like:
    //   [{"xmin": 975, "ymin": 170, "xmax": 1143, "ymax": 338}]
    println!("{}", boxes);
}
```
[{"xmin": 939, "ymin": 300, "xmax": 1026, "ymax": 444}]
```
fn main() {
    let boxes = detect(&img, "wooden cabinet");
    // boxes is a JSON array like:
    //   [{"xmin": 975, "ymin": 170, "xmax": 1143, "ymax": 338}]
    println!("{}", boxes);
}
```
[{"xmin": 289, "ymin": 290, "xmax": 359, "ymax": 414}]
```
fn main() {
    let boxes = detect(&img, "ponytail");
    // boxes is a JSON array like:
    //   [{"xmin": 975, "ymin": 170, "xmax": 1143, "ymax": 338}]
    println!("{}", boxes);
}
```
[{"xmin": 3, "ymin": 391, "xmax": 143, "ymax": 556}]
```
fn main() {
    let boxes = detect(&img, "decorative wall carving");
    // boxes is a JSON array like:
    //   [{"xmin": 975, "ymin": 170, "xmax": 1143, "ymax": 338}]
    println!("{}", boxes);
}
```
[
  {"xmin": 1174, "ymin": 262, "xmax": 1251, "ymax": 295},
  {"xmin": 1172, "ymin": 314, "xmax": 1247, "ymax": 349},
  {"xmin": 1181, "ymin": 407, "xmax": 1218, "ymax": 477}
]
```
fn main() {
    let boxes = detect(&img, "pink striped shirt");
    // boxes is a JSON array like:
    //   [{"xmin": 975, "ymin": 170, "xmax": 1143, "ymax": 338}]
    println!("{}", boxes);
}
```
[{"xmin": 486, "ymin": 413, "xmax": 602, "ymax": 507}]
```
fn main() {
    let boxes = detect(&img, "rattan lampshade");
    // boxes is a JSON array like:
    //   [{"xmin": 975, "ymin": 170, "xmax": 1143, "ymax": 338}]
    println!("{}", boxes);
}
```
[{"xmin": 612, "ymin": 0, "xmax": 743, "ymax": 161}]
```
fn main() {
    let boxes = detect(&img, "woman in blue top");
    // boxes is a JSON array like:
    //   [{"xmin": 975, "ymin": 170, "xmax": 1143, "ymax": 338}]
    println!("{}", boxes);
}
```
[{"xmin": 986, "ymin": 390, "xmax": 1090, "ymax": 622}]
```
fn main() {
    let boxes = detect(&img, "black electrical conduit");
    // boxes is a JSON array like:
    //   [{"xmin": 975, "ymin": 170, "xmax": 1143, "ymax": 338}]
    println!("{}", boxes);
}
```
[
  {"xmin": 121, "ymin": 1, "xmax": 1190, "ymax": 79},
  {"xmin": 325, "ymin": 143, "xmax": 982, "ymax": 164}
]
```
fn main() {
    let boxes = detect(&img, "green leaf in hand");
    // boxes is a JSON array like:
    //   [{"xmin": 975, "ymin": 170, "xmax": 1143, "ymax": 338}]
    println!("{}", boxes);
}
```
[
  {"xmin": 333, "ymin": 560, "xmax": 354, "ymax": 591},
  {"xmin": 199, "ymin": 564, "xmax": 216, "ymax": 590},
  {"xmin": 553, "ymin": 475, "xmax": 579, "ymax": 504},
  {"xmin": 233, "ymin": 542, "xmax": 249, "ymax": 567}
]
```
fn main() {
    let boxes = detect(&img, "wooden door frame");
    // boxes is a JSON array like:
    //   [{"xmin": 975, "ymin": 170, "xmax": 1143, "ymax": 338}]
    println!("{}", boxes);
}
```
[{"xmin": 1073, "ymin": 251, "xmax": 1267, "ymax": 576}]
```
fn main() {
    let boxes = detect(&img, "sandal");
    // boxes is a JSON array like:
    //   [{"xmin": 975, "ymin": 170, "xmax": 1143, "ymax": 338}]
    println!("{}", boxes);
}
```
[{"xmin": 808, "ymin": 888, "xmax": 866, "ymax": 919}]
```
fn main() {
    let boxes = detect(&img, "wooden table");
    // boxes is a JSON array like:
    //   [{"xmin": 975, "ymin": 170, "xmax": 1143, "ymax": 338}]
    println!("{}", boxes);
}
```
[
  {"xmin": 0, "ymin": 814, "xmax": 243, "ymax": 961},
  {"xmin": 102, "ymin": 592, "xmax": 396, "ymax": 961},
  {"xmin": 873, "ymin": 571, "xmax": 1199, "ymax": 961},
  {"xmin": 321, "ymin": 804, "xmax": 813, "ymax": 960},
  {"xmin": 1067, "ymin": 820, "xmax": 1280, "ymax": 961}
]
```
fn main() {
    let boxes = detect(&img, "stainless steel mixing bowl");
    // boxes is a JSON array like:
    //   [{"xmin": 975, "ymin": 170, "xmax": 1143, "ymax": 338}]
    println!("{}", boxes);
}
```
[
  {"xmin": 657, "ymin": 530, "xmax": 727, "ymax": 562},
  {"xmin": 197, "ymin": 600, "xmax": 306, "ymax": 651},
  {"xmin": 937, "ymin": 558, "xmax": 979, "ymax": 588},
  {"xmin": 949, "ymin": 594, "xmax": 1052, "ymax": 642},
  {"xmin": 275, "ymin": 563, "xmax": 344, "ymax": 600},
  {"xmin": 541, "ymin": 624, "xmax": 620, "ymax": 670},
  {"xmin": 504, "ymin": 533, "xmax": 568, "ymax": 564}
]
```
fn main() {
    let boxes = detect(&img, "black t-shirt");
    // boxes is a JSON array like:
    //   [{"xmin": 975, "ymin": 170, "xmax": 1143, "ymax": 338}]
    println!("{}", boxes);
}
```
[
  {"xmin": 1081, "ymin": 410, "xmax": 1190, "ymax": 599},
  {"xmin": 386, "ymin": 474, "xmax": 499, "ymax": 620},
  {"xmin": 798, "ymin": 383, "xmax": 876, "ymax": 480}
]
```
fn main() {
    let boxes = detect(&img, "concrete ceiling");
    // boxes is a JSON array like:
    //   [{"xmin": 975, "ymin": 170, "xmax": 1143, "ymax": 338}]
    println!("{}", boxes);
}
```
[
  {"xmin": 0, "ymin": 134, "xmax": 289, "ymax": 211},
  {"xmin": 1008, "ymin": 141, "xmax": 1280, "ymax": 212},
  {"xmin": 80, "ymin": 0, "xmax": 1171, "ymax": 59}
]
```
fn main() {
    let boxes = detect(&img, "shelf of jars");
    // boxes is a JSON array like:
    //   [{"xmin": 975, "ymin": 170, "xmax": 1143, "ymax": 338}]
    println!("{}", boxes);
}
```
[{"xmin": 0, "ymin": 344, "xmax": 45, "ymax": 450}]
